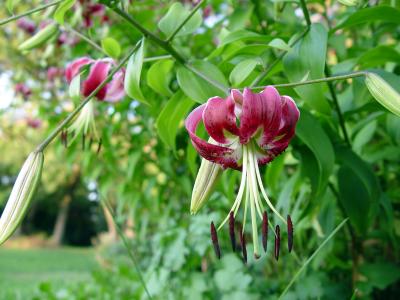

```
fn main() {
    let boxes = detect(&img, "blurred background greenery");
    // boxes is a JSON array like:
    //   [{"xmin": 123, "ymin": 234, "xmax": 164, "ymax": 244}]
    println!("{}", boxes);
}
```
[{"xmin": 1, "ymin": 0, "xmax": 400, "ymax": 299}]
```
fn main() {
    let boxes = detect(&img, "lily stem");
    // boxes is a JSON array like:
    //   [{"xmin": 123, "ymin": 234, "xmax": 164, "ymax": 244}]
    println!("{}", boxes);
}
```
[
  {"xmin": 35, "ymin": 44, "xmax": 140, "ymax": 152},
  {"xmin": 102, "ymin": 199, "xmax": 153, "ymax": 300},
  {"xmin": 0, "ymin": 0, "xmax": 62, "ymax": 26},
  {"xmin": 166, "ymin": 0, "xmax": 205, "ymax": 42},
  {"xmin": 62, "ymin": 24, "xmax": 107, "ymax": 55},
  {"xmin": 251, "ymin": 71, "xmax": 366, "ymax": 90}
]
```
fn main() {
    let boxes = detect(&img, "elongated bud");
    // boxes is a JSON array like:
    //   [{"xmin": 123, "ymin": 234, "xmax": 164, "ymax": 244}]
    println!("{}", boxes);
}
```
[
  {"xmin": 190, "ymin": 159, "xmax": 222, "ymax": 214},
  {"xmin": 210, "ymin": 222, "xmax": 221, "ymax": 259},
  {"xmin": 262, "ymin": 211, "xmax": 268, "ymax": 252},
  {"xmin": 274, "ymin": 225, "xmax": 280, "ymax": 261},
  {"xmin": 0, "ymin": 151, "xmax": 44, "ymax": 245},
  {"xmin": 18, "ymin": 23, "xmax": 59, "ymax": 51},
  {"xmin": 229, "ymin": 211, "xmax": 236, "ymax": 251},
  {"xmin": 287, "ymin": 215, "xmax": 293, "ymax": 253},
  {"xmin": 365, "ymin": 72, "xmax": 400, "ymax": 117},
  {"xmin": 239, "ymin": 225, "xmax": 247, "ymax": 264},
  {"xmin": 337, "ymin": 0, "xmax": 359, "ymax": 6}
]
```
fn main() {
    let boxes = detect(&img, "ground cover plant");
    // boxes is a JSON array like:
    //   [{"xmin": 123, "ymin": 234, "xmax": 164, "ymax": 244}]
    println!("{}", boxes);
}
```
[{"xmin": 0, "ymin": 0, "xmax": 400, "ymax": 299}]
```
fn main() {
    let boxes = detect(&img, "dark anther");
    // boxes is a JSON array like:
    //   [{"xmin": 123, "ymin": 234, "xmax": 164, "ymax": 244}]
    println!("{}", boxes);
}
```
[
  {"xmin": 229, "ymin": 211, "xmax": 236, "ymax": 251},
  {"xmin": 97, "ymin": 138, "xmax": 103, "ymax": 154},
  {"xmin": 287, "ymin": 215, "xmax": 293, "ymax": 253},
  {"xmin": 274, "ymin": 225, "xmax": 280, "ymax": 261},
  {"xmin": 89, "ymin": 137, "xmax": 94, "ymax": 149},
  {"xmin": 239, "ymin": 225, "xmax": 247, "ymax": 264},
  {"xmin": 82, "ymin": 134, "xmax": 86, "ymax": 150},
  {"xmin": 210, "ymin": 221, "xmax": 221, "ymax": 259},
  {"xmin": 262, "ymin": 211, "xmax": 268, "ymax": 253},
  {"xmin": 61, "ymin": 130, "xmax": 68, "ymax": 147}
]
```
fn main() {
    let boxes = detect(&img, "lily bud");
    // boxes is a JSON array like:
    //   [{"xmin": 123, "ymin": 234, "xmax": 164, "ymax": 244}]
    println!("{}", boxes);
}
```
[
  {"xmin": 18, "ymin": 23, "xmax": 58, "ymax": 51},
  {"xmin": 337, "ymin": 0, "xmax": 359, "ymax": 6},
  {"xmin": 365, "ymin": 72, "xmax": 400, "ymax": 117},
  {"xmin": 0, "ymin": 151, "xmax": 44, "ymax": 245},
  {"xmin": 190, "ymin": 158, "xmax": 222, "ymax": 214}
]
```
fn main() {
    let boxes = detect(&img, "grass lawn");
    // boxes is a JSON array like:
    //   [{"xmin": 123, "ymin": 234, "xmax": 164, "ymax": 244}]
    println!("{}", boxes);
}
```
[{"xmin": 0, "ymin": 247, "xmax": 97, "ymax": 300}]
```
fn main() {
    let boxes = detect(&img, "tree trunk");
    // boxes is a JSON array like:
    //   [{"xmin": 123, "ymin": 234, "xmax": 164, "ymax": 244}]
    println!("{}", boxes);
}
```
[{"xmin": 48, "ymin": 194, "xmax": 71, "ymax": 246}]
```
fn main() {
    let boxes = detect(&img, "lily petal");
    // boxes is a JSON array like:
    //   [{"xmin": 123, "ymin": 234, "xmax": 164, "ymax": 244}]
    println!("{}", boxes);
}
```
[
  {"xmin": 65, "ymin": 57, "xmax": 93, "ymax": 83},
  {"xmin": 104, "ymin": 69, "xmax": 125, "ymax": 102},
  {"xmin": 82, "ymin": 60, "xmax": 111, "ymax": 100},
  {"xmin": 240, "ymin": 86, "xmax": 282, "ymax": 145},
  {"xmin": 185, "ymin": 105, "xmax": 241, "ymax": 169},
  {"xmin": 203, "ymin": 96, "xmax": 239, "ymax": 144}
]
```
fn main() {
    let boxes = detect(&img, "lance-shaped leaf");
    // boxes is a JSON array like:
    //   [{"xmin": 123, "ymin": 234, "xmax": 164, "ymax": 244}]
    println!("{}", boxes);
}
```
[
  {"xmin": 124, "ymin": 39, "xmax": 147, "ymax": 104},
  {"xmin": 0, "ymin": 151, "xmax": 44, "ymax": 245},
  {"xmin": 54, "ymin": 0, "xmax": 76, "ymax": 25},
  {"xmin": 101, "ymin": 37, "xmax": 121, "ymax": 59},
  {"xmin": 18, "ymin": 23, "xmax": 59, "ymax": 51}
]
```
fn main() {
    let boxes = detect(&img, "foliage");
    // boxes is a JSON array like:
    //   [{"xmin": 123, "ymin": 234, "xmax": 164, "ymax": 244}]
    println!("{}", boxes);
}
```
[{"xmin": 0, "ymin": 0, "xmax": 400, "ymax": 299}]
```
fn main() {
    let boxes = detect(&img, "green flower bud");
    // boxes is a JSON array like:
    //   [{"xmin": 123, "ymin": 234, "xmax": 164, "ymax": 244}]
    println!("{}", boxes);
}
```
[
  {"xmin": 190, "ymin": 158, "xmax": 222, "ymax": 214},
  {"xmin": 0, "ymin": 151, "xmax": 44, "ymax": 245},
  {"xmin": 18, "ymin": 23, "xmax": 59, "ymax": 51},
  {"xmin": 365, "ymin": 72, "xmax": 400, "ymax": 117},
  {"xmin": 337, "ymin": 0, "xmax": 359, "ymax": 6}
]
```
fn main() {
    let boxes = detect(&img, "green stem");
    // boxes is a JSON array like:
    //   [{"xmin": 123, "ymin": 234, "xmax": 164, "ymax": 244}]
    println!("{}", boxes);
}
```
[
  {"xmin": 102, "ymin": 199, "xmax": 153, "ymax": 300},
  {"xmin": 111, "ymin": 6, "xmax": 186, "ymax": 64},
  {"xmin": 251, "ymin": 71, "xmax": 366, "ymax": 90},
  {"xmin": 143, "ymin": 55, "xmax": 172, "ymax": 62},
  {"xmin": 35, "ymin": 44, "xmax": 140, "ymax": 152},
  {"xmin": 62, "ymin": 24, "xmax": 107, "ymax": 55},
  {"xmin": 299, "ymin": 0, "xmax": 312, "ymax": 26},
  {"xmin": 166, "ymin": 0, "xmax": 205, "ymax": 42},
  {"xmin": 279, "ymin": 218, "xmax": 349, "ymax": 299},
  {"xmin": 325, "ymin": 67, "xmax": 352, "ymax": 146},
  {"xmin": 0, "ymin": 0, "xmax": 63, "ymax": 26},
  {"xmin": 250, "ymin": 28, "xmax": 309, "ymax": 87}
]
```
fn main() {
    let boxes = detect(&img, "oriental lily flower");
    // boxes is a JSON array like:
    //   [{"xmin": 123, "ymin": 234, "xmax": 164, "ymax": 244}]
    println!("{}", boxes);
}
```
[
  {"xmin": 64, "ymin": 57, "xmax": 125, "ymax": 147},
  {"xmin": 185, "ymin": 87, "xmax": 299, "ymax": 261}
]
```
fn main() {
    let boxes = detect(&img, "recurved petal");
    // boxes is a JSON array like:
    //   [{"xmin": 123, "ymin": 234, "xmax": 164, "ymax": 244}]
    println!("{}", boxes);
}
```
[
  {"xmin": 185, "ymin": 105, "xmax": 241, "ymax": 169},
  {"xmin": 239, "ymin": 86, "xmax": 282, "ymax": 145},
  {"xmin": 82, "ymin": 60, "xmax": 111, "ymax": 100},
  {"xmin": 104, "ymin": 69, "xmax": 125, "ymax": 103},
  {"xmin": 65, "ymin": 57, "xmax": 93, "ymax": 83},
  {"xmin": 203, "ymin": 96, "xmax": 239, "ymax": 144}
]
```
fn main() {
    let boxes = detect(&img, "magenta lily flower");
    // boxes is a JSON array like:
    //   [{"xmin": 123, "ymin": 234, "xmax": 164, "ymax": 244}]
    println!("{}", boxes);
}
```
[
  {"xmin": 65, "ymin": 57, "xmax": 125, "ymax": 102},
  {"xmin": 185, "ymin": 87, "xmax": 299, "ymax": 260}
]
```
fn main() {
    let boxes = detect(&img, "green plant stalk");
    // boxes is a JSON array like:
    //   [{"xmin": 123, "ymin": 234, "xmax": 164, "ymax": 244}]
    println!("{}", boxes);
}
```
[
  {"xmin": 0, "ymin": 0, "xmax": 63, "ymax": 26},
  {"xmin": 102, "ymin": 199, "xmax": 153, "ymax": 300},
  {"xmin": 250, "ymin": 28, "xmax": 309, "ymax": 87},
  {"xmin": 62, "ymin": 24, "xmax": 107, "ymax": 55},
  {"xmin": 299, "ymin": 0, "xmax": 312, "ymax": 26},
  {"xmin": 166, "ymin": 0, "xmax": 205, "ymax": 42},
  {"xmin": 110, "ymin": 5, "xmax": 229, "ymax": 96},
  {"xmin": 279, "ymin": 218, "xmax": 349, "ymax": 299},
  {"xmin": 35, "ymin": 44, "xmax": 141, "ymax": 152},
  {"xmin": 251, "ymin": 71, "xmax": 366, "ymax": 90}
]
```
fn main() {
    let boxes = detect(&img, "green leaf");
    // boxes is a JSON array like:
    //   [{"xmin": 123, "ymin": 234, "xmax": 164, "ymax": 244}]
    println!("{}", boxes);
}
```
[
  {"xmin": 359, "ymin": 263, "xmax": 400, "ymax": 290},
  {"xmin": 353, "ymin": 120, "xmax": 377, "ymax": 154},
  {"xmin": 283, "ymin": 24, "xmax": 330, "ymax": 114},
  {"xmin": 220, "ymin": 29, "xmax": 270, "ymax": 47},
  {"xmin": 124, "ymin": 39, "xmax": 147, "ymax": 104},
  {"xmin": 6, "ymin": 0, "xmax": 20, "ymax": 14},
  {"xmin": 156, "ymin": 92, "xmax": 195, "ymax": 151},
  {"xmin": 336, "ymin": 146, "xmax": 380, "ymax": 234},
  {"xmin": 177, "ymin": 61, "xmax": 228, "ymax": 103},
  {"xmin": 101, "ymin": 37, "xmax": 121, "ymax": 59},
  {"xmin": 268, "ymin": 38, "xmax": 291, "ymax": 51},
  {"xmin": 357, "ymin": 46, "xmax": 400, "ymax": 68},
  {"xmin": 158, "ymin": 2, "xmax": 202, "ymax": 38},
  {"xmin": 334, "ymin": 6, "xmax": 400, "ymax": 31},
  {"xmin": 54, "ymin": 0, "xmax": 76, "ymax": 25},
  {"xmin": 229, "ymin": 58, "xmax": 259, "ymax": 87},
  {"xmin": 147, "ymin": 60, "xmax": 174, "ymax": 97},
  {"xmin": 296, "ymin": 109, "xmax": 335, "ymax": 197}
]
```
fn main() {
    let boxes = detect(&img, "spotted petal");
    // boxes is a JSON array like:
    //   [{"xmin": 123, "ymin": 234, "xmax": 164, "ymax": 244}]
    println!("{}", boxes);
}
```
[
  {"xmin": 185, "ymin": 105, "xmax": 241, "ymax": 169},
  {"xmin": 104, "ymin": 69, "xmax": 125, "ymax": 102}
]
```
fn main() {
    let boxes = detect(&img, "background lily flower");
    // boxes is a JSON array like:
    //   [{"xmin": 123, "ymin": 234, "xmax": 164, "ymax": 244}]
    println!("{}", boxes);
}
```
[
  {"xmin": 65, "ymin": 57, "xmax": 125, "ymax": 103},
  {"xmin": 185, "ymin": 87, "xmax": 300, "ymax": 259}
]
